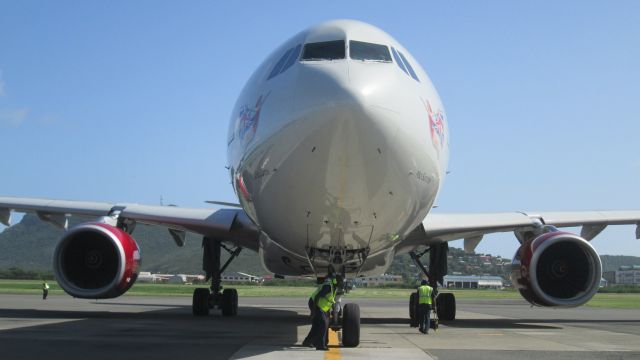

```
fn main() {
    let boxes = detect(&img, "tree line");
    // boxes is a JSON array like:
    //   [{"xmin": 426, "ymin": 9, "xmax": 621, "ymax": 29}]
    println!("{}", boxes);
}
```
[{"xmin": 0, "ymin": 267, "xmax": 54, "ymax": 280}]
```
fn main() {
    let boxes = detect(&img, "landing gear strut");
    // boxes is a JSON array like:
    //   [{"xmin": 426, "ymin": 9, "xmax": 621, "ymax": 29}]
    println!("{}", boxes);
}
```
[
  {"xmin": 193, "ymin": 237, "xmax": 241, "ymax": 317},
  {"xmin": 408, "ymin": 243, "xmax": 456, "ymax": 323}
]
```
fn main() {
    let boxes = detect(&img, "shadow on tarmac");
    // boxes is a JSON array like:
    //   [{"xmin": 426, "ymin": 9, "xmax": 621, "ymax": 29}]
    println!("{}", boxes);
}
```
[
  {"xmin": 363, "ymin": 316, "xmax": 640, "ymax": 330},
  {"xmin": 441, "ymin": 318, "xmax": 640, "ymax": 330},
  {"xmin": 0, "ymin": 305, "xmax": 308, "ymax": 360},
  {"xmin": 362, "ymin": 317, "xmax": 562, "ymax": 329}
]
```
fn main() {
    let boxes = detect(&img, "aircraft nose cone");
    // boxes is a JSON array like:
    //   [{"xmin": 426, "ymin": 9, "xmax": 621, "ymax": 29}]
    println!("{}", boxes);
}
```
[
  {"xmin": 244, "ymin": 61, "xmax": 440, "ymax": 261},
  {"xmin": 291, "ymin": 64, "xmax": 401, "ymax": 189},
  {"xmin": 291, "ymin": 61, "xmax": 400, "ymax": 139}
]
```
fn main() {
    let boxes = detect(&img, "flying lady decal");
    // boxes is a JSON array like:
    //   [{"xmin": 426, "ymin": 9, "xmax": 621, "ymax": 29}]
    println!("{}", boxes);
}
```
[
  {"xmin": 422, "ymin": 98, "xmax": 446, "ymax": 155},
  {"xmin": 237, "ymin": 92, "xmax": 270, "ymax": 147}
]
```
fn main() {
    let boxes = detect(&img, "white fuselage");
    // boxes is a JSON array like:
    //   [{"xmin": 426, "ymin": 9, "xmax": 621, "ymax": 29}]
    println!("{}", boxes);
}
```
[{"xmin": 226, "ymin": 20, "xmax": 449, "ymax": 277}]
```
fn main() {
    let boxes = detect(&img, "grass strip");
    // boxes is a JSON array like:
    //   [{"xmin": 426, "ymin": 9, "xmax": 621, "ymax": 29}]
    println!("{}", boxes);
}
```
[{"xmin": 0, "ymin": 280, "xmax": 638, "ymax": 308}]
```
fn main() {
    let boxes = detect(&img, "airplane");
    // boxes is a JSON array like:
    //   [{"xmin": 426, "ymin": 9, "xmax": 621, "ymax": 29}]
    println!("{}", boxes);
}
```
[{"xmin": 1, "ymin": 19, "xmax": 639, "ymax": 347}]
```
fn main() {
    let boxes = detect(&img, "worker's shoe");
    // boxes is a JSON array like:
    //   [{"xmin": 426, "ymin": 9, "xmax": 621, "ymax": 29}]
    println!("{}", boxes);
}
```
[
  {"xmin": 301, "ymin": 339, "xmax": 313, "ymax": 348},
  {"xmin": 316, "ymin": 346, "xmax": 329, "ymax": 351}
]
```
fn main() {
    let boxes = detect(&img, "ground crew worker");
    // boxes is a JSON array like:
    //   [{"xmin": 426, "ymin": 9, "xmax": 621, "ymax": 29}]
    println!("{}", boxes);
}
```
[
  {"xmin": 42, "ymin": 281, "xmax": 49, "ymax": 300},
  {"xmin": 302, "ymin": 275, "xmax": 339, "ymax": 350},
  {"xmin": 417, "ymin": 279, "xmax": 434, "ymax": 334}
]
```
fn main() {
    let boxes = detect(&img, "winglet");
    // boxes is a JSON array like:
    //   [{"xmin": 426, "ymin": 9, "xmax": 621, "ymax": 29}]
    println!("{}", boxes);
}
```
[
  {"xmin": 0, "ymin": 208, "xmax": 11, "ymax": 227},
  {"xmin": 205, "ymin": 201, "xmax": 242, "ymax": 208}
]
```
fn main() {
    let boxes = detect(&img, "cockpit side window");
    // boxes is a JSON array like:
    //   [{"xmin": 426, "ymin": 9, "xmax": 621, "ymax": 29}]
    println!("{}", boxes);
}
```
[
  {"xmin": 397, "ymin": 50, "xmax": 420, "ymax": 82},
  {"xmin": 280, "ymin": 44, "xmax": 302, "ymax": 73},
  {"xmin": 302, "ymin": 40, "xmax": 345, "ymax": 61},
  {"xmin": 267, "ymin": 44, "xmax": 301, "ymax": 80},
  {"xmin": 391, "ymin": 47, "xmax": 409, "ymax": 75},
  {"xmin": 391, "ymin": 47, "xmax": 420, "ymax": 82},
  {"xmin": 268, "ymin": 47, "xmax": 294, "ymax": 80},
  {"xmin": 349, "ymin": 41, "xmax": 392, "ymax": 62}
]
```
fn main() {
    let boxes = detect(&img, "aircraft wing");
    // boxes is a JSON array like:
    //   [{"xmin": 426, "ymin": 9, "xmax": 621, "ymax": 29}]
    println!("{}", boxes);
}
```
[
  {"xmin": 400, "ymin": 210, "xmax": 640, "ymax": 252},
  {"xmin": 0, "ymin": 196, "xmax": 260, "ymax": 251}
]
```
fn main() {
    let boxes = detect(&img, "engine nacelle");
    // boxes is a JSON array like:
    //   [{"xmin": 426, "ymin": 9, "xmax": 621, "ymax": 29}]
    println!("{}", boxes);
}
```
[
  {"xmin": 511, "ymin": 231, "xmax": 601, "ymax": 307},
  {"xmin": 53, "ymin": 222, "xmax": 141, "ymax": 299}
]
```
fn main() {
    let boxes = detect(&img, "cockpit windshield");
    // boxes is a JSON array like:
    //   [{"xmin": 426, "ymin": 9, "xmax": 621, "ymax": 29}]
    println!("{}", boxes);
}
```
[
  {"xmin": 349, "ymin": 41, "xmax": 391, "ymax": 62},
  {"xmin": 302, "ymin": 40, "xmax": 345, "ymax": 61}
]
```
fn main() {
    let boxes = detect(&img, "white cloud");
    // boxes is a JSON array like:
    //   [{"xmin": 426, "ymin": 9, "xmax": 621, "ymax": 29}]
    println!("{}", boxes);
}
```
[
  {"xmin": 0, "ymin": 107, "xmax": 30, "ymax": 126},
  {"xmin": 0, "ymin": 69, "xmax": 5, "ymax": 97}
]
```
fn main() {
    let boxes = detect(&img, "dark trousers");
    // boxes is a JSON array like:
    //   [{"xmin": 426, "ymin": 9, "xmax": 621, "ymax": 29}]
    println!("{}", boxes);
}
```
[
  {"xmin": 307, "ymin": 298, "xmax": 314, "ymax": 315},
  {"xmin": 304, "ymin": 307, "xmax": 329, "ymax": 348},
  {"xmin": 42, "ymin": 289, "xmax": 48, "ymax": 300},
  {"xmin": 302, "ymin": 299, "xmax": 315, "ymax": 345},
  {"xmin": 418, "ymin": 303, "xmax": 431, "ymax": 333}
]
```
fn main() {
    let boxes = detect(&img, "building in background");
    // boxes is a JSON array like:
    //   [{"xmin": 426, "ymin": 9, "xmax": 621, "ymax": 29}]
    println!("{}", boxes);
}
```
[
  {"xmin": 354, "ymin": 274, "xmax": 403, "ymax": 287},
  {"xmin": 602, "ymin": 271, "xmax": 617, "ymax": 286},
  {"xmin": 139, "ymin": 273, "xmax": 204, "ymax": 284},
  {"xmin": 443, "ymin": 275, "xmax": 504, "ymax": 289},
  {"xmin": 221, "ymin": 272, "xmax": 263, "ymax": 284},
  {"xmin": 615, "ymin": 265, "xmax": 640, "ymax": 285}
]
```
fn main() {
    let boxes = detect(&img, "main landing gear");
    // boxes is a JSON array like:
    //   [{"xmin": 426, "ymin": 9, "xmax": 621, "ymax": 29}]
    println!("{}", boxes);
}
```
[
  {"xmin": 408, "ymin": 243, "xmax": 456, "ymax": 326},
  {"xmin": 193, "ymin": 237, "xmax": 242, "ymax": 317}
]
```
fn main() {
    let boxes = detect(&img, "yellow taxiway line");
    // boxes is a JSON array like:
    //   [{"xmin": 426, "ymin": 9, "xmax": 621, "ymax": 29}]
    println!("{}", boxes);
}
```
[{"xmin": 325, "ymin": 329, "xmax": 341, "ymax": 360}]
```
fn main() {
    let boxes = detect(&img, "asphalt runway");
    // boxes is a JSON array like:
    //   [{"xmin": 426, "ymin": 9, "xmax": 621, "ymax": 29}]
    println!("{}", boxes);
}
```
[{"xmin": 1, "ymin": 294, "xmax": 639, "ymax": 360}]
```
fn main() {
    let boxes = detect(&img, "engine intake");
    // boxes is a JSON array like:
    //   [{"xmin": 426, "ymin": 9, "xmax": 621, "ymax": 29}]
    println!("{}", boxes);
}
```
[
  {"xmin": 511, "ymin": 231, "xmax": 601, "ymax": 307},
  {"xmin": 54, "ymin": 223, "xmax": 140, "ymax": 299}
]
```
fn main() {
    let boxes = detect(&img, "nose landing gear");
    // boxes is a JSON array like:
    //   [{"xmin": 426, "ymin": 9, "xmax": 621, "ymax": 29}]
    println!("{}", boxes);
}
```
[
  {"xmin": 192, "ymin": 237, "xmax": 242, "ymax": 317},
  {"xmin": 324, "ymin": 274, "xmax": 361, "ymax": 347}
]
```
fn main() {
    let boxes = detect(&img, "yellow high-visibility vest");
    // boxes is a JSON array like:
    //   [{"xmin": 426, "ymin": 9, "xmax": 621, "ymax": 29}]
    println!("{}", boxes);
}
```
[
  {"xmin": 418, "ymin": 285, "xmax": 433, "ymax": 305},
  {"xmin": 309, "ymin": 279, "xmax": 331, "ymax": 300},
  {"xmin": 316, "ymin": 283, "xmax": 336, "ymax": 312}
]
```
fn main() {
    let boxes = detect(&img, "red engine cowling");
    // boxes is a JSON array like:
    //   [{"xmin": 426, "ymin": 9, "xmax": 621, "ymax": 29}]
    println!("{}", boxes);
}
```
[
  {"xmin": 511, "ymin": 231, "xmax": 601, "ymax": 307},
  {"xmin": 53, "ymin": 223, "xmax": 141, "ymax": 299}
]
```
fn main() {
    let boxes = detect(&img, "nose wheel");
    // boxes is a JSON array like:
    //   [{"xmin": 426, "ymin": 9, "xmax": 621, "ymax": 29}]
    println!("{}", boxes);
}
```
[
  {"xmin": 192, "ymin": 237, "xmax": 242, "ymax": 317},
  {"xmin": 341, "ymin": 303, "xmax": 360, "ymax": 347}
]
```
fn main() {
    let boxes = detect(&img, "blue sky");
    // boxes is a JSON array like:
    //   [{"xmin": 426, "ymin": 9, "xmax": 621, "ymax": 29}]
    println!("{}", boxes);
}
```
[{"xmin": 1, "ymin": 1, "xmax": 639, "ymax": 258}]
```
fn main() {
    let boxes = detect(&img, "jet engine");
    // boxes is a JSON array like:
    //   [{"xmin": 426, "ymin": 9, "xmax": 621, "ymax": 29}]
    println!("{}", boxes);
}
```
[
  {"xmin": 511, "ymin": 230, "xmax": 601, "ymax": 307},
  {"xmin": 53, "ymin": 222, "xmax": 141, "ymax": 299}
]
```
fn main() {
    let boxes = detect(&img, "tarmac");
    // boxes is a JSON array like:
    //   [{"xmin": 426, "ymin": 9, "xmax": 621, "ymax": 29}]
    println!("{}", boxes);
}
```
[{"xmin": 0, "ymin": 294, "xmax": 639, "ymax": 360}]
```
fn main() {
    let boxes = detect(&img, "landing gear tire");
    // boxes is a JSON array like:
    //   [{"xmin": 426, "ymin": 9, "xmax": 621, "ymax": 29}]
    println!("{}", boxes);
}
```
[
  {"xmin": 193, "ymin": 288, "xmax": 210, "ymax": 316},
  {"xmin": 221, "ymin": 288, "xmax": 238, "ymax": 316},
  {"xmin": 409, "ymin": 292, "xmax": 418, "ymax": 327},
  {"xmin": 342, "ymin": 303, "xmax": 360, "ymax": 347},
  {"xmin": 436, "ymin": 292, "xmax": 456, "ymax": 321}
]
